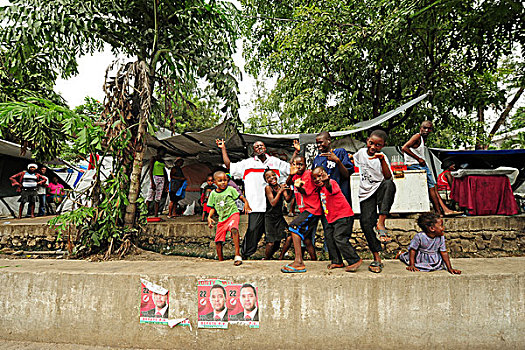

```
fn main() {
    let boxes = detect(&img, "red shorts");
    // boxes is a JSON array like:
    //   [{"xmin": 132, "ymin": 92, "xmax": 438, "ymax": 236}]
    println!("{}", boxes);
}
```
[
  {"xmin": 203, "ymin": 203, "xmax": 212, "ymax": 214},
  {"xmin": 215, "ymin": 212, "xmax": 240, "ymax": 243}
]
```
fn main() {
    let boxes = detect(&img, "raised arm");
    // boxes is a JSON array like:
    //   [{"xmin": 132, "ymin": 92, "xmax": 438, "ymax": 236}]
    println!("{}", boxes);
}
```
[
  {"xmin": 216, "ymin": 139, "xmax": 231, "ymax": 170},
  {"xmin": 291, "ymin": 140, "xmax": 300, "ymax": 163},
  {"xmin": 402, "ymin": 134, "xmax": 425, "ymax": 166},
  {"xmin": 369, "ymin": 153, "xmax": 392, "ymax": 179},
  {"xmin": 320, "ymin": 150, "xmax": 350, "ymax": 179}
]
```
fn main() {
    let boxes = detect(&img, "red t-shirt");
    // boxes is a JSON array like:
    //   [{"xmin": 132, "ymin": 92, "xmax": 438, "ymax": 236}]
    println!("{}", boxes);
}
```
[
  {"xmin": 292, "ymin": 170, "xmax": 322, "ymax": 216},
  {"xmin": 319, "ymin": 180, "xmax": 354, "ymax": 223}
]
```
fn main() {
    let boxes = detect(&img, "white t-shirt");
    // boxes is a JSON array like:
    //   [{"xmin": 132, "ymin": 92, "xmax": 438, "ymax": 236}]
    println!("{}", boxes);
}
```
[
  {"xmin": 229, "ymin": 155, "xmax": 290, "ymax": 212},
  {"xmin": 353, "ymin": 148, "xmax": 391, "ymax": 201}
]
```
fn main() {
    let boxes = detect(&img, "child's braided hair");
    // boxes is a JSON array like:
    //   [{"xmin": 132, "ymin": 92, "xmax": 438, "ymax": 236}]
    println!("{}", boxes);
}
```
[{"xmin": 417, "ymin": 212, "xmax": 441, "ymax": 233}]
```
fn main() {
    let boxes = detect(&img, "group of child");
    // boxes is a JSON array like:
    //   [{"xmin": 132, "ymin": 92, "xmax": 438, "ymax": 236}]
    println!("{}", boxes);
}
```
[{"xmin": 206, "ymin": 125, "xmax": 461, "ymax": 275}]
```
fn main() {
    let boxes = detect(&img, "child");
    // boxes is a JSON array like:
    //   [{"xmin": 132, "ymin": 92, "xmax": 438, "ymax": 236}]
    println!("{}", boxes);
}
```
[
  {"xmin": 280, "ymin": 156, "xmax": 322, "ymax": 273},
  {"xmin": 263, "ymin": 169, "xmax": 292, "ymax": 260},
  {"xmin": 47, "ymin": 176, "xmax": 65, "ymax": 215},
  {"xmin": 436, "ymin": 159, "xmax": 455, "ymax": 192},
  {"xmin": 397, "ymin": 212, "xmax": 461, "ymax": 274},
  {"xmin": 402, "ymin": 121, "xmax": 461, "ymax": 216},
  {"xmin": 353, "ymin": 130, "xmax": 396, "ymax": 273},
  {"xmin": 312, "ymin": 167, "xmax": 362, "ymax": 272},
  {"xmin": 207, "ymin": 171, "xmax": 251, "ymax": 266},
  {"xmin": 200, "ymin": 174, "xmax": 216, "ymax": 221}
]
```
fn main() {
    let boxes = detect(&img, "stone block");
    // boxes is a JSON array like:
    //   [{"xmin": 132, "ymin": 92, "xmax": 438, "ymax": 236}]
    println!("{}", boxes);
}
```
[
  {"xmin": 474, "ymin": 236, "xmax": 485, "ymax": 250},
  {"xmin": 448, "ymin": 241, "xmax": 462, "ymax": 253},
  {"xmin": 482, "ymin": 232, "xmax": 493, "ymax": 240},
  {"xmin": 502, "ymin": 241, "xmax": 517, "ymax": 252},
  {"xmin": 489, "ymin": 235, "xmax": 503, "ymax": 250},
  {"xmin": 27, "ymin": 239, "xmax": 37, "ymax": 247},
  {"xmin": 502, "ymin": 232, "xmax": 517, "ymax": 240},
  {"xmin": 397, "ymin": 235, "xmax": 412, "ymax": 246},
  {"xmin": 385, "ymin": 242, "xmax": 400, "ymax": 253},
  {"xmin": 460, "ymin": 239, "xmax": 477, "ymax": 253}
]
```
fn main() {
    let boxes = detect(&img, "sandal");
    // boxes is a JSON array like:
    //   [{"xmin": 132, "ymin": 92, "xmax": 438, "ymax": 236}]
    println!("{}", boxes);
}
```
[
  {"xmin": 234, "ymin": 255, "xmax": 243, "ymax": 266},
  {"xmin": 368, "ymin": 261, "xmax": 384, "ymax": 273},
  {"xmin": 375, "ymin": 227, "xmax": 392, "ymax": 243},
  {"xmin": 345, "ymin": 259, "xmax": 363, "ymax": 272},
  {"xmin": 281, "ymin": 264, "xmax": 306, "ymax": 273},
  {"xmin": 327, "ymin": 263, "xmax": 344, "ymax": 270}
]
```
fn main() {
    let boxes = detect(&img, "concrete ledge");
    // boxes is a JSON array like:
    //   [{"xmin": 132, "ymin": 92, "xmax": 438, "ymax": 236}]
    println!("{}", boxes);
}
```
[{"xmin": 0, "ymin": 258, "xmax": 524, "ymax": 349}]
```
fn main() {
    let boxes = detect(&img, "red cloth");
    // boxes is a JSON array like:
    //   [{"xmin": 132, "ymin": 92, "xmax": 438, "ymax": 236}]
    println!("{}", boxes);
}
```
[
  {"xmin": 215, "ymin": 212, "xmax": 240, "ymax": 242},
  {"xmin": 451, "ymin": 175, "xmax": 518, "ymax": 215},
  {"xmin": 292, "ymin": 170, "xmax": 322, "ymax": 216},
  {"xmin": 319, "ymin": 180, "xmax": 354, "ymax": 223}
]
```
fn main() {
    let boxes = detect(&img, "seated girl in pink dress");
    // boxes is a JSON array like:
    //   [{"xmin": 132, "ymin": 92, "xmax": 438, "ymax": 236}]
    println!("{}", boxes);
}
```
[{"xmin": 397, "ymin": 212, "xmax": 461, "ymax": 274}]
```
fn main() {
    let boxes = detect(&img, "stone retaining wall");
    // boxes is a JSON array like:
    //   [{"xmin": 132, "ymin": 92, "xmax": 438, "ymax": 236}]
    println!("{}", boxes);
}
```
[{"xmin": 1, "ymin": 216, "xmax": 524, "ymax": 259}]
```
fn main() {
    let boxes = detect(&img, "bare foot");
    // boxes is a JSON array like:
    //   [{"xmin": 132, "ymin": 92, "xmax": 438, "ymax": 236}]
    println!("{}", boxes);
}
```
[
  {"xmin": 345, "ymin": 259, "xmax": 362, "ymax": 272},
  {"xmin": 327, "ymin": 263, "xmax": 344, "ymax": 270}
]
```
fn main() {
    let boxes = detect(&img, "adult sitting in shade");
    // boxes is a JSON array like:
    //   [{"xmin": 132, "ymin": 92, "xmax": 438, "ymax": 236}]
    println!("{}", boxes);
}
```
[{"xmin": 230, "ymin": 283, "xmax": 259, "ymax": 321}]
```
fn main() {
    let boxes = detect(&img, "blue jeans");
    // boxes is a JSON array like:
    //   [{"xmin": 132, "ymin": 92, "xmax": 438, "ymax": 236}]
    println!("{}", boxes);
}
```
[{"xmin": 407, "ymin": 164, "xmax": 436, "ymax": 188}]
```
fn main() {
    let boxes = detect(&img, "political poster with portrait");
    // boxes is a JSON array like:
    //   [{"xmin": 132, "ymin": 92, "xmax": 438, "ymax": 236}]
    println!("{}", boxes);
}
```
[
  {"xmin": 140, "ymin": 278, "xmax": 169, "ymax": 325},
  {"xmin": 197, "ymin": 279, "xmax": 229, "ymax": 329},
  {"xmin": 227, "ymin": 283, "xmax": 259, "ymax": 328}
]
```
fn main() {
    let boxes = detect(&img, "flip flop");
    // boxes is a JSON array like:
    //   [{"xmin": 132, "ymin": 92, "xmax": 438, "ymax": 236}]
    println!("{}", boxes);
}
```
[
  {"xmin": 375, "ymin": 227, "xmax": 392, "ymax": 243},
  {"xmin": 444, "ymin": 211, "xmax": 463, "ymax": 217},
  {"xmin": 281, "ymin": 264, "xmax": 306, "ymax": 273},
  {"xmin": 368, "ymin": 261, "xmax": 384, "ymax": 273}
]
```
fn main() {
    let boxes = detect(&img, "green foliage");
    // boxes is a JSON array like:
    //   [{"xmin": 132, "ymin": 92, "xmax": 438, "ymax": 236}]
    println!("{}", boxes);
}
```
[
  {"xmin": 240, "ymin": 0, "xmax": 524, "ymax": 147},
  {"xmin": 0, "ymin": 97, "xmax": 77, "ymax": 161}
]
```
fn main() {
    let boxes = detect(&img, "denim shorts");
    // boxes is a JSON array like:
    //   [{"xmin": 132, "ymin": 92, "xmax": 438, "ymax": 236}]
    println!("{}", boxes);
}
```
[{"xmin": 407, "ymin": 164, "xmax": 436, "ymax": 188}]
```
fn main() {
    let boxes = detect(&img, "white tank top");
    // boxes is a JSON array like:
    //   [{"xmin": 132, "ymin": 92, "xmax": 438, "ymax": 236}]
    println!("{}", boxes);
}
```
[{"xmin": 404, "ymin": 135, "xmax": 425, "ymax": 165}]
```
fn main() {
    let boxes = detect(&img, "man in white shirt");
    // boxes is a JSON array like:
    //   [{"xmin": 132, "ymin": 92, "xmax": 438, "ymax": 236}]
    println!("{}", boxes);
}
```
[
  {"xmin": 230, "ymin": 283, "xmax": 259, "ymax": 321},
  {"xmin": 216, "ymin": 139, "xmax": 296, "ymax": 259}
]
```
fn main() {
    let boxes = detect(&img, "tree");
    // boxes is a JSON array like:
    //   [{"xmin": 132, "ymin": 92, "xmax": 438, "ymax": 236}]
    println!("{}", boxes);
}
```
[
  {"xmin": 0, "ymin": 0, "xmax": 241, "ymax": 256},
  {"xmin": 240, "ymin": 0, "xmax": 524, "ymax": 148}
]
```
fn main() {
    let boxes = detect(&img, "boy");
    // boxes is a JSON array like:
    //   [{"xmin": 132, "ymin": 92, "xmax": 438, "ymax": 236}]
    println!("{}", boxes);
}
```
[
  {"xmin": 207, "ymin": 171, "xmax": 251, "ymax": 266},
  {"xmin": 281, "ymin": 156, "xmax": 322, "ymax": 273},
  {"xmin": 312, "ymin": 166, "xmax": 362, "ymax": 272},
  {"xmin": 353, "ymin": 130, "xmax": 396, "ymax": 273},
  {"xmin": 200, "ymin": 174, "xmax": 216, "ymax": 221},
  {"xmin": 402, "ymin": 121, "xmax": 461, "ymax": 216}
]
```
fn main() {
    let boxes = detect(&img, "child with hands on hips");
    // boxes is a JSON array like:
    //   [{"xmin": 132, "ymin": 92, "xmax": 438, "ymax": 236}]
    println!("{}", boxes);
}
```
[
  {"xmin": 263, "ymin": 169, "xmax": 292, "ymax": 260},
  {"xmin": 397, "ymin": 212, "xmax": 461, "ymax": 274},
  {"xmin": 207, "ymin": 171, "xmax": 251, "ymax": 266}
]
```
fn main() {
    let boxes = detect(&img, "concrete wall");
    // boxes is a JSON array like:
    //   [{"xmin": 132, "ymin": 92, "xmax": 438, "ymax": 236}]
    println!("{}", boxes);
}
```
[{"xmin": 0, "ymin": 259, "xmax": 523, "ymax": 349}]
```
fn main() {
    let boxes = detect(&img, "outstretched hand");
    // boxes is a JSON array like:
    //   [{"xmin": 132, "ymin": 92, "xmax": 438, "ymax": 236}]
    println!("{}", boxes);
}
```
[
  {"xmin": 293, "ymin": 140, "xmax": 301, "ymax": 152},
  {"xmin": 294, "ymin": 178, "xmax": 305, "ymax": 188},
  {"xmin": 216, "ymin": 139, "xmax": 226, "ymax": 149}
]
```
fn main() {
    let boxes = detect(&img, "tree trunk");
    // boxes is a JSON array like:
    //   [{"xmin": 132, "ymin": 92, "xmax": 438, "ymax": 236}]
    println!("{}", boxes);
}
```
[
  {"xmin": 124, "ymin": 61, "xmax": 152, "ymax": 228},
  {"xmin": 475, "ymin": 106, "xmax": 485, "ymax": 150},
  {"xmin": 487, "ymin": 87, "xmax": 525, "ymax": 143}
]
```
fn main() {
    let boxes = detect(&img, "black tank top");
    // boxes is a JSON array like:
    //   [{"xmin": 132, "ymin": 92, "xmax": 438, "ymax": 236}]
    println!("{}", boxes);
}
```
[{"xmin": 265, "ymin": 186, "xmax": 284, "ymax": 216}]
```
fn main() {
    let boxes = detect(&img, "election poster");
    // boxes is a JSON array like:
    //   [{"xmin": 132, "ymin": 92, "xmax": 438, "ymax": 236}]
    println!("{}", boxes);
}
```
[
  {"xmin": 140, "ymin": 278, "xmax": 170, "ymax": 325},
  {"xmin": 227, "ymin": 283, "xmax": 259, "ymax": 328},
  {"xmin": 197, "ymin": 279, "xmax": 229, "ymax": 329}
]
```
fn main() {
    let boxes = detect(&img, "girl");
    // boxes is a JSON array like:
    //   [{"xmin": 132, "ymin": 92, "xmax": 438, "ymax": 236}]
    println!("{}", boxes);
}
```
[
  {"xmin": 263, "ymin": 169, "xmax": 292, "ymax": 260},
  {"xmin": 397, "ymin": 212, "xmax": 461, "ymax": 274}
]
